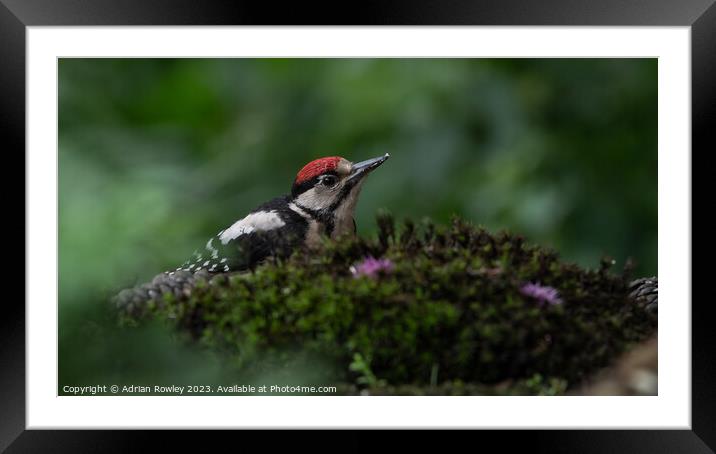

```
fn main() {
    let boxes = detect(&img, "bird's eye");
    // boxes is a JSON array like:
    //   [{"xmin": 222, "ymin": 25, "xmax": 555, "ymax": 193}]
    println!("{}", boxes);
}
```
[{"xmin": 321, "ymin": 175, "xmax": 338, "ymax": 187}]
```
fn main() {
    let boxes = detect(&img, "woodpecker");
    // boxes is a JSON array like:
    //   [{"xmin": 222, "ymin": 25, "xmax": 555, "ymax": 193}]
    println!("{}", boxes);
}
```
[{"xmin": 170, "ymin": 153, "xmax": 390, "ymax": 275}]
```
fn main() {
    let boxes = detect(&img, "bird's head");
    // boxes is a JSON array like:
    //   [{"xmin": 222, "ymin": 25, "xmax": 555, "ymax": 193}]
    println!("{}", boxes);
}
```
[{"xmin": 290, "ymin": 153, "xmax": 390, "ymax": 228}]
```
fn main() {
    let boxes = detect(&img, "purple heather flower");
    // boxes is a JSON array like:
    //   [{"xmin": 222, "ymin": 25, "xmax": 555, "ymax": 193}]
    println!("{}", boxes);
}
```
[
  {"xmin": 350, "ymin": 256, "xmax": 394, "ymax": 279},
  {"xmin": 520, "ymin": 282, "xmax": 563, "ymax": 305}
]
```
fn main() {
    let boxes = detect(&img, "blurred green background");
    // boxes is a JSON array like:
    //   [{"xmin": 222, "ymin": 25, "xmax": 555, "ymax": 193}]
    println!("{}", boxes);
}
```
[{"xmin": 58, "ymin": 58, "xmax": 657, "ymax": 392}]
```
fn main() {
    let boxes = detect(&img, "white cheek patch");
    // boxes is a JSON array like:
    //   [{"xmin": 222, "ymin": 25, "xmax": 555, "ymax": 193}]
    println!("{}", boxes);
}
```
[
  {"xmin": 295, "ymin": 187, "xmax": 335, "ymax": 211},
  {"xmin": 219, "ymin": 210, "xmax": 286, "ymax": 245}
]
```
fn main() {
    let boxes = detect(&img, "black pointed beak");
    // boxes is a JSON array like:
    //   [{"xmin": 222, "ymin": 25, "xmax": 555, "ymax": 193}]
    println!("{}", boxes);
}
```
[{"xmin": 347, "ymin": 153, "xmax": 390, "ymax": 183}]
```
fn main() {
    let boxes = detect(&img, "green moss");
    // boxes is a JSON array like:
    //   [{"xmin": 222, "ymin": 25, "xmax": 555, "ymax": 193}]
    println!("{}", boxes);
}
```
[{"xmin": 120, "ymin": 214, "xmax": 656, "ymax": 394}]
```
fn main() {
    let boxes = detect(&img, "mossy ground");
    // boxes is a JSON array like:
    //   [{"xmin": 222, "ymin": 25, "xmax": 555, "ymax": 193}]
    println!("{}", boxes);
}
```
[{"xmin": 119, "ymin": 214, "xmax": 656, "ymax": 395}]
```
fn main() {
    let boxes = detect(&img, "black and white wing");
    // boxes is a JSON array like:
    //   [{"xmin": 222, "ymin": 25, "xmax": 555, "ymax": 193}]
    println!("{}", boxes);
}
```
[{"xmin": 172, "ymin": 196, "xmax": 308, "ymax": 274}]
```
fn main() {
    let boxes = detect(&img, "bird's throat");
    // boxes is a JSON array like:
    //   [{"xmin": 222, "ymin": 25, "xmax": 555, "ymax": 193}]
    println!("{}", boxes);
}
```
[{"xmin": 331, "ymin": 184, "xmax": 363, "ymax": 238}]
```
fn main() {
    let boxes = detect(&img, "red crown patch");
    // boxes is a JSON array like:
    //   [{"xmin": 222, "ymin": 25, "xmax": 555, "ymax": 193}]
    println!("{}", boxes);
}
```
[{"xmin": 294, "ymin": 156, "xmax": 343, "ymax": 184}]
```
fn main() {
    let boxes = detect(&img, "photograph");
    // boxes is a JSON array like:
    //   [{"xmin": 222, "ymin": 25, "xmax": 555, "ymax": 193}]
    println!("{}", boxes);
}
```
[
  {"xmin": 2, "ymin": 0, "xmax": 708, "ymax": 444},
  {"xmin": 58, "ymin": 57, "xmax": 658, "ymax": 397}
]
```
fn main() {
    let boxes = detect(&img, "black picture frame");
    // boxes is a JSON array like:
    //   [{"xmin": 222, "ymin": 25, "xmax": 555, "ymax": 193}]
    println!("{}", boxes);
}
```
[{"xmin": 4, "ymin": 0, "xmax": 710, "ymax": 450}]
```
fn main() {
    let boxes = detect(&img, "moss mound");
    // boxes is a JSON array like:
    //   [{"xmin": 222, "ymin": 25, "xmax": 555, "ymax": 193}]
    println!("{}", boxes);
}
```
[{"xmin": 120, "ymin": 214, "xmax": 656, "ymax": 394}]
